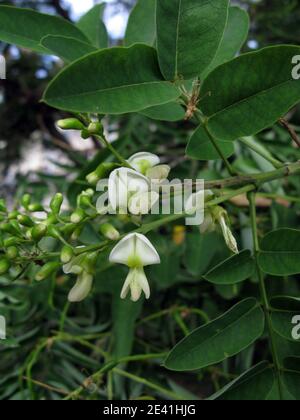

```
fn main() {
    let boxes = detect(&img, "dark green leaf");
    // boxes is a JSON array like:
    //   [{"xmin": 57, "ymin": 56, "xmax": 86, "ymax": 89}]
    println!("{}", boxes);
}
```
[
  {"xmin": 125, "ymin": 0, "xmax": 156, "ymax": 47},
  {"xmin": 43, "ymin": 44, "xmax": 181, "ymax": 114},
  {"xmin": 270, "ymin": 296, "xmax": 300, "ymax": 342},
  {"xmin": 0, "ymin": 6, "xmax": 87, "ymax": 53},
  {"xmin": 201, "ymin": 46, "xmax": 300, "ymax": 141},
  {"xmin": 165, "ymin": 298, "xmax": 265, "ymax": 371},
  {"xmin": 40, "ymin": 35, "xmax": 97, "ymax": 62},
  {"xmin": 209, "ymin": 362, "xmax": 275, "ymax": 400},
  {"xmin": 186, "ymin": 125, "xmax": 234, "ymax": 160},
  {"xmin": 140, "ymin": 102, "xmax": 185, "ymax": 121},
  {"xmin": 156, "ymin": 0, "xmax": 229, "ymax": 80},
  {"xmin": 77, "ymin": 3, "xmax": 108, "ymax": 49},
  {"xmin": 202, "ymin": 6, "xmax": 249, "ymax": 79},
  {"xmin": 258, "ymin": 228, "xmax": 300, "ymax": 276}
]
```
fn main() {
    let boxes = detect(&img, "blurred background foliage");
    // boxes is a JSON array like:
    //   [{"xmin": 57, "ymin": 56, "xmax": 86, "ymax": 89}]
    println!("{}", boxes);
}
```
[{"xmin": 0, "ymin": 0, "xmax": 300, "ymax": 400}]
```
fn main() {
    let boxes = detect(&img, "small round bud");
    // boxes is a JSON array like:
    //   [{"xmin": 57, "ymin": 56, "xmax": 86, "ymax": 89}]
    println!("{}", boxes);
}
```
[
  {"xmin": 35, "ymin": 262, "xmax": 60, "ymax": 282},
  {"xmin": 82, "ymin": 252, "xmax": 98, "ymax": 274},
  {"xmin": 31, "ymin": 224, "xmax": 47, "ymax": 242},
  {"xmin": 28, "ymin": 203, "xmax": 45, "ymax": 213},
  {"xmin": 87, "ymin": 122, "xmax": 103, "ymax": 135},
  {"xmin": 61, "ymin": 246, "xmax": 74, "ymax": 264},
  {"xmin": 71, "ymin": 208, "xmax": 86, "ymax": 224},
  {"xmin": 21, "ymin": 194, "xmax": 31, "ymax": 209},
  {"xmin": 50, "ymin": 193, "xmax": 64, "ymax": 215},
  {"xmin": 17, "ymin": 214, "xmax": 35, "ymax": 228},
  {"xmin": 6, "ymin": 246, "xmax": 19, "ymax": 259},
  {"xmin": 57, "ymin": 118, "xmax": 85, "ymax": 131},
  {"xmin": 0, "ymin": 258, "xmax": 10, "ymax": 275},
  {"xmin": 99, "ymin": 223, "xmax": 120, "ymax": 241}
]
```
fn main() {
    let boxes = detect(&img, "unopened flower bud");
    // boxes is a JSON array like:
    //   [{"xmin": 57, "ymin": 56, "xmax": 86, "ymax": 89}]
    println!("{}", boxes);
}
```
[
  {"xmin": 71, "ymin": 208, "xmax": 86, "ymax": 224},
  {"xmin": 61, "ymin": 245, "xmax": 74, "ymax": 264},
  {"xmin": 21, "ymin": 194, "xmax": 31, "ymax": 209},
  {"xmin": 31, "ymin": 223, "xmax": 47, "ymax": 242},
  {"xmin": 86, "ymin": 163, "xmax": 119, "ymax": 186},
  {"xmin": 71, "ymin": 226, "xmax": 83, "ymax": 241},
  {"xmin": 200, "ymin": 213, "xmax": 216, "ymax": 234},
  {"xmin": 57, "ymin": 118, "xmax": 85, "ymax": 131},
  {"xmin": 68, "ymin": 272, "xmax": 93, "ymax": 303},
  {"xmin": 8, "ymin": 211, "xmax": 19, "ymax": 220},
  {"xmin": 6, "ymin": 246, "xmax": 19, "ymax": 259},
  {"xmin": 28, "ymin": 203, "xmax": 45, "ymax": 213},
  {"xmin": 0, "ymin": 258, "xmax": 10, "ymax": 275},
  {"xmin": 212, "ymin": 207, "xmax": 239, "ymax": 254},
  {"xmin": 35, "ymin": 262, "xmax": 60, "ymax": 282},
  {"xmin": 99, "ymin": 223, "xmax": 120, "ymax": 241},
  {"xmin": 50, "ymin": 193, "xmax": 63, "ymax": 214},
  {"xmin": 17, "ymin": 214, "xmax": 35, "ymax": 228},
  {"xmin": 87, "ymin": 122, "xmax": 103, "ymax": 135},
  {"xmin": 0, "ymin": 222, "xmax": 22, "ymax": 236},
  {"xmin": 82, "ymin": 252, "xmax": 98, "ymax": 274}
]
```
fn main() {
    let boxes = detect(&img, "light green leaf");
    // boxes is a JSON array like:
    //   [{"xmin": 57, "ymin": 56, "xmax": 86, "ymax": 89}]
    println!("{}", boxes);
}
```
[
  {"xmin": 164, "ymin": 298, "xmax": 265, "ymax": 371},
  {"xmin": 125, "ymin": 0, "xmax": 156, "ymax": 47},
  {"xmin": 156, "ymin": 0, "xmax": 229, "ymax": 81},
  {"xmin": 209, "ymin": 362, "xmax": 275, "ymax": 400},
  {"xmin": 258, "ymin": 228, "xmax": 300, "ymax": 276},
  {"xmin": 0, "ymin": 6, "xmax": 88, "ymax": 54},
  {"xmin": 40, "ymin": 35, "xmax": 97, "ymax": 62},
  {"xmin": 140, "ymin": 102, "xmax": 185, "ymax": 121},
  {"xmin": 77, "ymin": 3, "xmax": 108, "ymax": 49},
  {"xmin": 201, "ymin": 46, "xmax": 300, "ymax": 141},
  {"xmin": 202, "ymin": 6, "xmax": 249, "ymax": 79},
  {"xmin": 204, "ymin": 250, "xmax": 255, "ymax": 285},
  {"xmin": 43, "ymin": 44, "xmax": 181, "ymax": 114},
  {"xmin": 186, "ymin": 125, "xmax": 234, "ymax": 160}
]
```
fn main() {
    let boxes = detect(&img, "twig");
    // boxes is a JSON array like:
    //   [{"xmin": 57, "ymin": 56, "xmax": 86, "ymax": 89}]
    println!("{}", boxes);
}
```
[{"xmin": 279, "ymin": 118, "xmax": 300, "ymax": 148}]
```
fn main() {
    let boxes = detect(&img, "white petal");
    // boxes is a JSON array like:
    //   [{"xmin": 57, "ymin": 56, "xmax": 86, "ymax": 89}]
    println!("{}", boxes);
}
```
[
  {"xmin": 120, "ymin": 271, "xmax": 132, "ymax": 299},
  {"xmin": 68, "ymin": 273, "xmax": 93, "ymax": 303},
  {"xmin": 128, "ymin": 152, "xmax": 160, "ymax": 172},
  {"xmin": 146, "ymin": 164, "xmax": 171, "ymax": 182},
  {"xmin": 137, "ymin": 268, "xmax": 150, "ymax": 300},
  {"xmin": 128, "ymin": 191, "xmax": 159, "ymax": 215},
  {"xmin": 109, "ymin": 233, "xmax": 160, "ymax": 267},
  {"xmin": 185, "ymin": 190, "xmax": 214, "ymax": 214}
]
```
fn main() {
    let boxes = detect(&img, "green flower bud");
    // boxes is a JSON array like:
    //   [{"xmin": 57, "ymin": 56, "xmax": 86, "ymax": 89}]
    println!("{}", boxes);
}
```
[
  {"xmin": 45, "ymin": 214, "xmax": 58, "ymax": 226},
  {"xmin": 82, "ymin": 252, "xmax": 98, "ymax": 274},
  {"xmin": 71, "ymin": 226, "xmax": 83, "ymax": 241},
  {"xmin": 0, "ymin": 258, "xmax": 10, "ymax": 275},
  {"xmin": 31, "ymin": 223, "xmax": 47, "ymax": 242},
  {"xmin": 6, "ymin": 246, "xmax": 19, "ymax": 259},
  {"xmin": 61, "ymin": 246, "xmax": 74, "ymax": 264},
  {"xmin": 17, "ymin": 214, "xmax": 35, "ymax": 228},
  {"xmin": 61, "ymin": 223, "xmax": 77, "ymax": 236},
  {"xmin": 35, "ymin": 262, "xmax": 60, "ymax": 282},
  {"xmin": 50, "ymin": 193, "xmax": 64, "ymax": 214},
  {"xmin": 0, "ymin": 222, "xmax": 22, "ymax": 236},
  {"xmin": 78, "ymin": 195, "xmax": 92, "ymax": 209},
  {"xmin": 86, "ymin": 163, "xmax": 119, "ymax": 186},
  {"xmin": 47, "ymin": 225, "xmax": 62, "ymax": 240},
  {"xmin": 21, "ymin": 194, "xmax": 31, "ymax": 209},
  {"xmin": 28, "ymin": 203, "xmax": 45, "ymax": 213},
  {"xmin": 71, "ymin": 208, "xmax": 86, "ymax": 224},
  {"xmin": 8, "ymin": 211, "xmax": 19, "ymax": 220},
  {"xmin": 87, "ymin": 122, "xmax": 103, "ymax": 135},
  {"xmin": 57, "ymin": 118, "xmax": 85, "ymax": 131},
  {"xmin": 99, "ymin": 223, "xmax": 120, "ymax": 241}
]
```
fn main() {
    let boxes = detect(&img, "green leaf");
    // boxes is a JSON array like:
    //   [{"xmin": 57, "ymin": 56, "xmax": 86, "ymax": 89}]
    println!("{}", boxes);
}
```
[
  {"xmin": 201, "ymin": 46, "xmax": 300, "ymax": 141},
  {"xmin": 77, "ymin": 3, "xmax": 108, "ymax": 49},
  {"xmin": 185, "ymin": 232, "xmax": 220, "ymax": 276},
  {"xmin": 270, "ymin": 296, "xmax": 300, "ymax": 342},
  {"xmin": 140, "ymin": 102, "xmax": 185, "ymax": 121},
  {"xmin": 43, "ymin": 44, "xmax": 181, "ymax": 114},
  {"xmin": 209, "ymin": 362, "xmax": 275, "ymax": 400},
  {"xmin": 204, "ymin": 250, "xmax": 255, "ymax": 285},
  {"xmin": 258, "ymin": 228, "xmax": 300, "ymax": 276},
  {"xmin": 202, "ymin": 6, "xmax": 249, "ymax": 79},
  {"xmin": 186, "ymin": 125, "xmax": 234, "ymax": 161},
  {"xmin": 283, "ymin": 358, "xmax": 300, "ymax": 400},
  {"xmin": 156, "ymin": 0, "xmax": 229, "ymax": 81},
  {"xmin": 164, "ymin": 298, "xmax": 265, "ymax": 371},
  {"xmin": 40, "ymin": 35, "xmax": 97, "ymax": 62},
  {"xmin": 125, "ymin": 0, "xmax": 156, "ymax": 47},
  {"xmin": 0, "ymin": 6, "xmax": 87, "ymax": 54}
]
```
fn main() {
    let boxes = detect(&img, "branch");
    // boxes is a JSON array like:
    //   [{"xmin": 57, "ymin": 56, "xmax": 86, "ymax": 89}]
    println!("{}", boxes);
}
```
[{"xmin": 279, "ymin": 118, "xmax": 300, "ymax": 148}]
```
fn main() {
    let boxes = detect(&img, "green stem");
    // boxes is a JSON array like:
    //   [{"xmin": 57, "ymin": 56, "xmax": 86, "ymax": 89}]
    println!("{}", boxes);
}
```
[
  {"xmin": 248, "ymin": 192, "xmax": 284, "ymax": 400},
  {"xmin": 95, "ymin": 135, "xmax": 132, "ymax": 169}
]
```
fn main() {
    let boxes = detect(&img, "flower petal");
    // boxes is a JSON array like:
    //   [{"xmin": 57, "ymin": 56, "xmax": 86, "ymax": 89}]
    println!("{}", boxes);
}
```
[
  {"xmin": 128, "ymin": 152, "xmax": 160, "ymax": 173},
  {"xmin": 128, "ymin": 191, "xmax": 159, "ymax": 215},
  {"xmin": 68, "ymin": 272, "xmax": 93, "ymax": 303}
]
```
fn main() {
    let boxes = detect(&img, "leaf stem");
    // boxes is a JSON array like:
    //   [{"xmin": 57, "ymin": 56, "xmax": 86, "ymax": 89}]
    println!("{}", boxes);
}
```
[
  {"xmin": 239, "ymin": 137, "xmax": 283, "ymax": 169},
  {"xmin": 95, "ymin": 134, "xmax": 132, "ymax": 169},
  {"xmin": 248, "ymin": 191, "xmax": 284, "ymax": 400}
]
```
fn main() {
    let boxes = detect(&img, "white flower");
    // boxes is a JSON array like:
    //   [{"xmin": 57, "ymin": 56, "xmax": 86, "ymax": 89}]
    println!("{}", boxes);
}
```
[
  {"xmin": 109, "ymin": 233, "xmax": 160, "ymax": 302},
  {"xmin": 146, "ymin": 164, "xmax": 171, "ymax": 184},
  {"xmin": 185, "ymin": 190, "xmax": 214, "ymax": 215},
  {"xmin": 219, "ymin": 215, "xmax": 239, "ymax": 254},
  {"xmin": 128, "ymin": 191, "xmax": 159, "ymax": 215},
  {"xmin": 128, "ymin": 152, "xmax": 160, "ymax": 174},
  {"xmin": 108, "ymin": 167, "xmax": 150, "ymax": 213}
]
